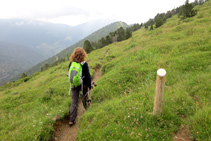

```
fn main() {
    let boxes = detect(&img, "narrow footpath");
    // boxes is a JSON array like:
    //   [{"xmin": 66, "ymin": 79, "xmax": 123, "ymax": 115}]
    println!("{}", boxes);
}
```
[
  {"xmin": 174, "ymin": 125, "xmax": 192, "ymax": 141},
  {"xmin": 52, "ymin": 67, "xmax": 102, "ymax": 141}
]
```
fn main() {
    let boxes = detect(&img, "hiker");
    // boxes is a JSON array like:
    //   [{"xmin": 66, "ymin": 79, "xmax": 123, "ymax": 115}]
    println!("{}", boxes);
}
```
[{"xmin": 68, "ymin": 47, "xmax": 92, "ymax": 126}]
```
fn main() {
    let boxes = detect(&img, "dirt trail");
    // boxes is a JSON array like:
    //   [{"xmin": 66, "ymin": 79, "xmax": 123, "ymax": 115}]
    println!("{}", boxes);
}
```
[
  {"xmin": 174, "ymin": 125, "xmax": 193, "ymax": 141},
  {"xmin": 52, "ymin": 67, "xmax": 102, "ymax": 141}
]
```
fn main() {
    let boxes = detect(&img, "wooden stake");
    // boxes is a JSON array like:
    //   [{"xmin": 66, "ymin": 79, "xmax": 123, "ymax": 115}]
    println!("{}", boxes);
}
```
[{"xmin": 153, "ymin": 68, "xmax": 166, "ymax": 115}]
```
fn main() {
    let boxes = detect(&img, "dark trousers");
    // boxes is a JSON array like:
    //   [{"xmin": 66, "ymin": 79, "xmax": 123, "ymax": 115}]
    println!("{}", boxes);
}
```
[{"xmin": 69, "ymin": 85, "xmax": 88, "ymax": 122}]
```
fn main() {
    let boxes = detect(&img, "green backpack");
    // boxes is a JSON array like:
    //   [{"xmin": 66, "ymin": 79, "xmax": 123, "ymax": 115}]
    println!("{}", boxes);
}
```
[{"xmin": 68, "ymin": 62, "xmax": 84, "ymax": 87}]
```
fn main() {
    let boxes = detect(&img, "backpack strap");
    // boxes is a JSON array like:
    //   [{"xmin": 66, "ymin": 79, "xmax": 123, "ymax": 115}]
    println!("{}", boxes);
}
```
[
  {"xmin": 80, "ymin": 61, "xmax": 86, "ymax": 95},
  {"xmin": 80, "ymin": 61, "xmax": 86, "ymax": 66}
]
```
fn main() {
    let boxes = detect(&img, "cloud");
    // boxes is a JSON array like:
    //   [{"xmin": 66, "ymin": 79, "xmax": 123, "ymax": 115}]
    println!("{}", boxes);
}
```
[
  {"xmin": 0, "ymin": 0, "xmax": 195, "ymax": 26},
  {"xmin": 0, "ymin": 0, "xmax": 90, "ymax": 18},
  {"xmin": 15, "ymin": 21, "xmax": 25, "ymax": 26},
  {"xmin": 65, "ymin": 36, "xmax": 72, "ymax": 41}
]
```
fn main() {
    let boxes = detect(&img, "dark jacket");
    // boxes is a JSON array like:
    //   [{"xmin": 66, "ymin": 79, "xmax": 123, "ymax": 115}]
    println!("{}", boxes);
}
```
[{"xmin": 68, "ymin": 61, "xmax": 91, "ymax": 89}]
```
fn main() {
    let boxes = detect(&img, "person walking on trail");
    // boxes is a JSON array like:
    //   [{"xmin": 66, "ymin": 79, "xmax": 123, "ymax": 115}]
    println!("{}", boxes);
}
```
[{"xmin": 68, "ymin": 47, "xmax": 92, "ymax": 126}]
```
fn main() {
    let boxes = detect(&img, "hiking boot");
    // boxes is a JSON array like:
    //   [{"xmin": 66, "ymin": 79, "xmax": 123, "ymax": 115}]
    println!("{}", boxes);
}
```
[{"xmin": 69, "ymin": 121, "xmax": 75, "ymax": 126}]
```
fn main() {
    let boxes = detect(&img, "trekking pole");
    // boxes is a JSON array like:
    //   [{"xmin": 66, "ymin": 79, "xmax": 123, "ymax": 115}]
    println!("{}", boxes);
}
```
[
  {"xmin": 68, "ymin": 84, "xmax": 71, "ymax": 95},
  {"xmin": 153, "ymin": 68, "xmax": 166, "ymax": 115},
  {"xmin": 88, "ymin": 89, "xmax": 91, "ymax": 102},
  {"xmin": 88, "ymin": 82, "xmax": 97, "ymax": 101},
  {"xmin": 67, "ymin": 72, "xmax": 71, "ymax": 95}
]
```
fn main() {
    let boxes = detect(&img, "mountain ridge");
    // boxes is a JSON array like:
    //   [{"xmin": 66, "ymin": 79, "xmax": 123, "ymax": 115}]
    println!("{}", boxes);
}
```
[
  {"xmin": 0, "ymin": 19, "xmax": 120, "ymax": 84},
  {"xmin": 20, "ymin": 21, "xmax": 128, "ymax": 78},
  {"xmin": 0, "ymin": 41, "xmax": 44, "ymax": 84},
  {"xmin": 0, "ymin": 18, "xmax": 115, "ymax": 58}
]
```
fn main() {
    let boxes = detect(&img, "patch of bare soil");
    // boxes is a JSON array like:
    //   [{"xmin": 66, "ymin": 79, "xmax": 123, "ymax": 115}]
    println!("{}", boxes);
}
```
[
  {"xmin": 52, "ymin": 99, "xmax": 85, "ymax": 141},
  {"xmin": 52, "ymin": 67, "xmax": 102, "ymax": 141},
  {"xmin": 174, "ymin": 125, "xmax": 193, "ymax": 141},
  {"xmin": 92, "ymin": 67, "xmax": 102, "ymax": 83}
]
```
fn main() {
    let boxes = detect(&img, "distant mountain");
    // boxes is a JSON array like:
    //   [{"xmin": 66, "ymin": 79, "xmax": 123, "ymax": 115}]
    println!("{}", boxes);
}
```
[
  {"xmin": 0, "ymin": 19, "xmax": 113, "ymax": 59},
  {"xmin": 0, "ymin": 42, "xmax": 44, "ymax": 84},
  {"xmin": 0, "ymin": 19, "xmax": 115, "ymax": 85},
  {"xmin": 22, "ymin": 21, "xmax": 128, "ymax": 77}
]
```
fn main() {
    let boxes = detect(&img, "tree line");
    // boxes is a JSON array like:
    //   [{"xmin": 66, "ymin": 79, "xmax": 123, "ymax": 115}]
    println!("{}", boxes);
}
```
[
  {"xmin": 83, "ymin": 24, "xmax": 143, "ymax": 53},
  {"xmin": 144, "ymin": 0, "xmax": 208, "ymax": 30},
  {"xmin": 84, "ymin": 0, "xmax": 209, "ymax": 53}
]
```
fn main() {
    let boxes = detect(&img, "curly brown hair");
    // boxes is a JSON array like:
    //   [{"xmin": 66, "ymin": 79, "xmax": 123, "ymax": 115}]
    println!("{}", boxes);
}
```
[{"xmin": 70, "ymin": 47, "xmax": 87, "ymax": 63}]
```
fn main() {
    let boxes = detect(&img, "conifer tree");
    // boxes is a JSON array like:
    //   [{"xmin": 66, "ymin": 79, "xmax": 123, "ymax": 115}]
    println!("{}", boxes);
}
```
[
  {"xmin": 144, "ymin": 19, "xmax": 154, "ymax": 29},
  {"xmin": 83, "ymin": 40, "xmax": 93, "ymax": 53},
  {"xmin": 144, "ymin": 25, "xmax": 149, "ymax": 30},
  {"xmin": 91, "ymin": 41, "xmax": 99, "ymax": 49},
  {"xmin": 165, "ymin": 11, "xmax": 172, "ymax": 19},
  {"xmin": 109, "ymin": 31, "xmax": 115, "ymax": 37},
  {"xmin": 21, "ymin": 73, "xmax": 27, "ymax": 78},
  {"xmin": 130, "ymin": 24, "xmax": 141, "ymax": 31},
  {"xmin": 117, "ymin": 27, "xmax": 126, "ymax": 41},
  {"xmin": 179, "ymin": 0, "xmax": 197, "ymax": 19},
  {"xmin": 98, "ymin": 37, "xmax": 107, "ymax": 48},
  {"xmin": 155, "ymin": 17, "xmax": 164, "ymax": 28},
  {"xmin": 154, "ymin": 13, "xmax": 166, "ymax": 28},
  {"xmin": 125, "ymin": 28, "xmax": 132, "ymax": 39},
  {"xmin": 150, "ymin": 25, "xmax": 154, "ymax": 30},
  {"xmin": 105, "ymin": 35, "xmax": 113, "ymax": 45}
]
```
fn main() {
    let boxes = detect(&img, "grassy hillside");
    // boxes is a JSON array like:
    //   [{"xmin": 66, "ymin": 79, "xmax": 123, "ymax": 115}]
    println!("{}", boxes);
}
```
[
  {"xmin": 0, "ymin": 1, "xmax": 210, "ymax": 140},
  {"xmin": 78, "ymin": 1, "xmax": 211, "ymax": 140},
  {"xmin": 0, "ymin": 63, "xmax": 71, "ymax": 140}
]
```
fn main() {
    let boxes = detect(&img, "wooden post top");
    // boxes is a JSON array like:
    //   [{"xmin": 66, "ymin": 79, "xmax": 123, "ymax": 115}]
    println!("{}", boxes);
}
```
[{"xmin": 157, "ymin": 68, "xmax": 166, "ymax": 77}]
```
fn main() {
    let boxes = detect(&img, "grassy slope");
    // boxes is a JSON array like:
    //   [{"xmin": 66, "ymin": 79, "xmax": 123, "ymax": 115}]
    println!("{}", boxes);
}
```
[
  {"xmin": 78, "ymin": 1, "xmax": 211, "ymax": 140},
  {"xmin": 0, "ymin": 62, "xmax": 71, "ymax": 140},
  {"xmin": 0, "ymin": 1, "xmax": 210, "ymax": 140}
]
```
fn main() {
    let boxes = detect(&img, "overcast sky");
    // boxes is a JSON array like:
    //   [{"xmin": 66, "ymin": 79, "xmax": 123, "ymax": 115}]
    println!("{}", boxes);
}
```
[{"xmin": 0, "ymin": 0, "xmax": 195, "ymax": 26}]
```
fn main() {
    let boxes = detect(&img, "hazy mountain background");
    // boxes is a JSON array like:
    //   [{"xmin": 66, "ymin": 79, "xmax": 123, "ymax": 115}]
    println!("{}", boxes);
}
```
[
  {"xmin": 12, "ymin": 21, "xmax": 128, "ymax": 82},
  {"xmin": 0, "ymin": 19, "xmax": 123, "ymax": 84},
  {"xmin": 0, "ymin": 41, "xmax": 44, "ymax": 84},
  {"xmin": 0, "ymin": 19, "xmax": 113, "ymax": 59}
]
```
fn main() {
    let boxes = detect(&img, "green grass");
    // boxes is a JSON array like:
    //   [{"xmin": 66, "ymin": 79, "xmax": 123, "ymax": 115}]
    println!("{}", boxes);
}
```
[
  {"xmin": 78, "ymin": 1, "xmax": 211, "ymax": 140},
  {"xmin": 0, "ymin": 1, "xmax": 211, "ymax": 140},
  {"xmin": 0, "ymin": 62, "xmax": 72, "ymax": 140}
]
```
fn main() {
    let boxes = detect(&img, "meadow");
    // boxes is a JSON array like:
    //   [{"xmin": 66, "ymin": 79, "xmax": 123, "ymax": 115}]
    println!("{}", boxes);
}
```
[
  {"xmin": 78, "ymin": 2, "xmax": 211, "ymax": 140},
  {"xmin": 0, "ymin": 1, "xmax": 210, "ymax": 140}
]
